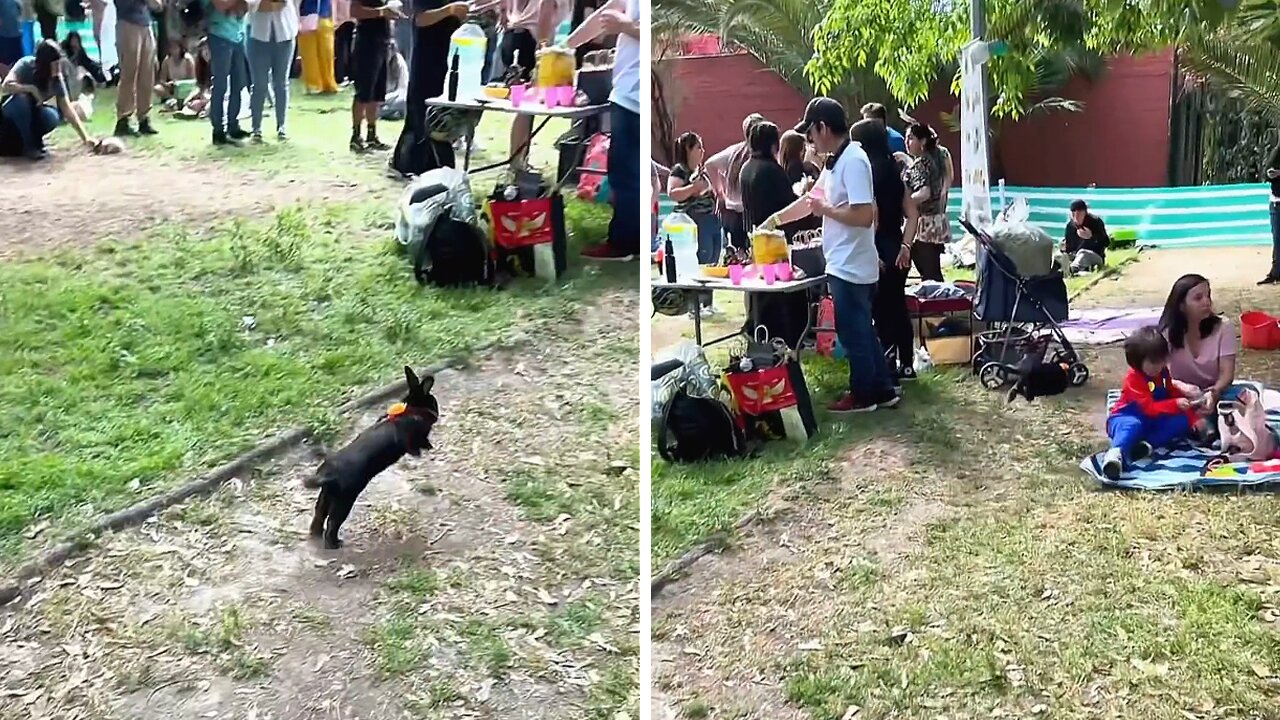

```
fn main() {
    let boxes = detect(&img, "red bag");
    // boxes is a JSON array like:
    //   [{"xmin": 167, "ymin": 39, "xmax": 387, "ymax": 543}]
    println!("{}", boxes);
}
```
[
  {"xmin": 576, "ymin": 133, "xmax": 609, "ymax": 200},
  {"xmin": 816, "ymin": 296, "xmax": 837, "ymax": 356},
  {"xmin": 490, "ymin": 197, "xmax": 554, "ymax": 250},
  {"xmin": 724, "ymin": 364, "xmax": 798, "ymax": 416}
]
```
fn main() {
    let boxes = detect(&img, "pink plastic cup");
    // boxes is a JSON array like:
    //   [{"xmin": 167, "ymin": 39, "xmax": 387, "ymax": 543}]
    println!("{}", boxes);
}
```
[
  {"xmin": 558, "ymin": 86, "xmax": 576, "ymax": 106},
  {"xmin": 544, "ymin": 88, "xmax": 559, "ymax": 108},
  {"xmin": 774, "ymin": 262, "xmax": 794, "ymax": 282},
  {"xmin": 728, "ymin": 264, "xmax": 744, "ymax": 285},
  {"xmin": 762, "ymin": 263, "xmax": 777, "ymax": 285},
  {"xmin": 510, "ymin": 84, "xmax": 527, "ymax": 107}
]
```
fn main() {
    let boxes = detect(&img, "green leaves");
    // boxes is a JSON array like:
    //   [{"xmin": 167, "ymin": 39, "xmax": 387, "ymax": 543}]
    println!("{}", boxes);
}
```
[{"xmin": 807, "ymin": 0, "xmax": 1234, "ymax": 118}]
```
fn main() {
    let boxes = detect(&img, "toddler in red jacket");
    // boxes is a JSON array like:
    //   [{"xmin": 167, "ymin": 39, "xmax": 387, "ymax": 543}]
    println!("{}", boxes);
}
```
[{"xmin": 1103, "ymin": 327, "xmax": 1208, "ymax": 479}]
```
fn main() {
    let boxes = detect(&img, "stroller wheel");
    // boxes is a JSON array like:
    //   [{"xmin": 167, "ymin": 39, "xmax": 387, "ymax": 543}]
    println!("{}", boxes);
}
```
[
  {"xmin": 1068, "ymin": 362, "xmax": 1090, "ymax": 387},
  {"xmin": 978, "ymin": 362, "xmax": 1007, "ymax": 390}
]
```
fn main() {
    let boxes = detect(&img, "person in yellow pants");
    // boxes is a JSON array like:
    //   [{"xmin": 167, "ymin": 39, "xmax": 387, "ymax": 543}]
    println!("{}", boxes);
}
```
[{"xmin": 298, "ymin": 0, "xmax": 338, "ymax": 93}]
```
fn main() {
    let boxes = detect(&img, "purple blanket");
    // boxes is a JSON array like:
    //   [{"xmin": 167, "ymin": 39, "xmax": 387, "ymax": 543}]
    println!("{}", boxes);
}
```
[{"xmin": 1059, "ymin": 307, "xmax": 1162, "ymax": 346}]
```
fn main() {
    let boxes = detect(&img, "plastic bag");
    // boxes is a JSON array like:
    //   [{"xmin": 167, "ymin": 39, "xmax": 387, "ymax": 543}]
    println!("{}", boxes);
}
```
[
  {"xmin": 652, "ymin": 341, "xmax": 721, "ymax": 429},
  {"xmin": 987, "ymin": 204, "xmax": 1056, "ymax": 277},
  {"xmin": 394, "ymin": 167, "xmax": 478, "ymax": 254}
]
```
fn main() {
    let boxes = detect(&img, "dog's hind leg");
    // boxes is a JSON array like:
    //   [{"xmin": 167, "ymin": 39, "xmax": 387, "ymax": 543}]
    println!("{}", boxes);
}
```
[
  {"xmin": 323, "ymin": 494, "xmax": 355, "ymax": 550},
  {"xmin": 310, "ymin": 490, "xmax": 331, "ymax": 538}
]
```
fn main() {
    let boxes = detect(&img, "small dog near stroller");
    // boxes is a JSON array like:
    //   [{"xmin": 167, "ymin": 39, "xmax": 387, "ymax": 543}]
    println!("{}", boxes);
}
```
[{"xmin": 960, "ymin": 217, "xmax": 1090, "ymax": 401}]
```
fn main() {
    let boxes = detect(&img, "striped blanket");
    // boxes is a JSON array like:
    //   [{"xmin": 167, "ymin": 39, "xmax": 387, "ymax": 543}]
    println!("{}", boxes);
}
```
[{"xmin": 1079, "ymin": 384, "xmax": 1280, "ymax": 490}]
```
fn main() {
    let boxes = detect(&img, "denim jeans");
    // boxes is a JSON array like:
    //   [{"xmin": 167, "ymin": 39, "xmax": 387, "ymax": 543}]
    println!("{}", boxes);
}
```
[
  {"xmin": 692, "ymin": 211, "xmax": 722, "ymax": 264},
  {"xmin": 829, "ymin": 275, "xmax": 895, "ymax": 399},
  {"xmin": 209, "ymin": 33, "xmax": 248, "ymax": 134},
  {"xmin": 607, "ymin": 102, "xmax": 640, "ymax": 254},
  {"xmin": 248, "ymin": 37, "xmax": 294, "ymax": 134},
  {"xmin": 0, "ymin": 94, "xmax": 60, "ymax": 154},
  {"xmin": 1269, "ymin": 202, "xmax": 1280, "ymax": 278}
]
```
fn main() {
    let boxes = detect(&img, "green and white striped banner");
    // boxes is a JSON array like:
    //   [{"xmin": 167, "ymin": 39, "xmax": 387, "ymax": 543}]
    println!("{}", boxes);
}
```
[
  {"xmin": 947, "ymin": 183, "xmax": 1275, "ymax": 249},
  {"xmin": 658, "ymin": 183, "xmax": 1277, "ymax": 249}
]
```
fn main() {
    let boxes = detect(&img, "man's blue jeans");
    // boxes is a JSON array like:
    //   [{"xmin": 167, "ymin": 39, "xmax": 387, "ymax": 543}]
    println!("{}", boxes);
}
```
[
  {"xmin": 0, "ymin": 94, "xmax": 59, "ymax": 154},
  {"xmin": 209, "ymin": 33, "xmax": 248, "ymax": 134},
  {"xmin": 607, "ymin": 102, "xmax": 640, "ymax": 254},
  {"xmin": 829, "ymin": 275, "xmax": 895, "ymax": 399}
]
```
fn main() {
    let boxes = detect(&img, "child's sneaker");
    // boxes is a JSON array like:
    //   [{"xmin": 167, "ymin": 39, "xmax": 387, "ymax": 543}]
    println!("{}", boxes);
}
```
[
  {"xmin": 1130, "ymin": 441, "xmax": 1153, "ymax": 463},
  {"xmin": 1101, "ymin": 447, "xmax": 1124, "ymax": 480}
]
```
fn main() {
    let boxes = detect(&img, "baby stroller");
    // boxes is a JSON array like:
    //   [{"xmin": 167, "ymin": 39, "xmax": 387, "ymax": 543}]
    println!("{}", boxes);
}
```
[{"xmin": 960, "ymin": 217, "xmax": 1089, "ymax": 392}]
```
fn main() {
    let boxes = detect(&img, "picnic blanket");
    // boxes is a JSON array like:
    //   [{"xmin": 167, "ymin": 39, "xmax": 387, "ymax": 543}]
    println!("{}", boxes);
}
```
[
  {"xmin": 1059, "ymin": 307, "xmax": 1162, "ymax": 346},
  {"xmin": 1080, "ymin": 383, "xmax": 1280, "ymax": 490}
]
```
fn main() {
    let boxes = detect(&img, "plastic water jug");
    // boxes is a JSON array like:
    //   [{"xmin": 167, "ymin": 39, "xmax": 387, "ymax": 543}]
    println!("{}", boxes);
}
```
[
  {"xmin": 662, "ymin": 212, "xmax": 699, "ymax": 282},
  {"xmin": 447, "ymin": 23, "xmax": 487, "ymax": 102}
]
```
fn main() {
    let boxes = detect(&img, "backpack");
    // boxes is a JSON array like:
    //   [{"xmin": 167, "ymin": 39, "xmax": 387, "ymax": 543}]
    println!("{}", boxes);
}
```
[
  {"xmin": 657, "ymin": 389, "xmax": 747, "ymax": 463},
  {"xmin": 652, "ymin": 342, "xmax": 747, "ymax": 463},
  {"xmin": 395, "ymin": 168, "xmax": 494, "ymax": 287},
  {"xmin": 575, "ymin": 132, "xmax": 609, "ymax": 201},
  {"xmin": 1218, "ymin": 386, "xmax": 1279, "ymax": 462}
]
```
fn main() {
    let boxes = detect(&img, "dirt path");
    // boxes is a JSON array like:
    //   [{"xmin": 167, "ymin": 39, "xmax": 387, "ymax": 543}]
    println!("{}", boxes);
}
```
[
  {"xmin": 0, "ymin": 154, "xmax": 369, "ymax": 259},
  {"xmin": 0, "ymin": 292, "xmax": 638, "ymax": 720},
  {"xmin": 1077, "ymin": 245, "xmax": 1274, "ymax": 311}
]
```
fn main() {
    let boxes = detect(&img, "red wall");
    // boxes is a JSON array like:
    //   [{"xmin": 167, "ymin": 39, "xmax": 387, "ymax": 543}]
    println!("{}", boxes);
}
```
[
  {"xmin": 656, "ymin": 53, "xmax": 808, "ymax": 159},
  {"xmin": 658, "ymin": 49, "xmax": 1177, "ymax": 188}
]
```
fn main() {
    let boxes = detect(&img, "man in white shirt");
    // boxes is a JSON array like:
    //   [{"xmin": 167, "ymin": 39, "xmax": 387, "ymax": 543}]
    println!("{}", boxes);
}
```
[
  {"xmin": 569, "ymin": 0, "xmax": 638, "ymax": 261},
  {"xmin": 767, "ymin": 97, "xmax": 899, "ymax": 413}
]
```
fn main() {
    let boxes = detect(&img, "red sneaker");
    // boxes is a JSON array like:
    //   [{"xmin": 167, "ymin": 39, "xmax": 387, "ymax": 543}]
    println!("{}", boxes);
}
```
[
  {"xmin": 828, "ymin": 392, "xmax": 879, "ymax": 414},
  {"xmin": 581, "ymin": 243, "xmax": 637, "ymax": 262}
]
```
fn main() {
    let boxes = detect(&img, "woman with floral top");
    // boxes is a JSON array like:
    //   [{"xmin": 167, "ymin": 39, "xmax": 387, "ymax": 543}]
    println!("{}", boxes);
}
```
[{"xmin": 903, "ymin": 122, "xmax": 950, "ymax": 281}]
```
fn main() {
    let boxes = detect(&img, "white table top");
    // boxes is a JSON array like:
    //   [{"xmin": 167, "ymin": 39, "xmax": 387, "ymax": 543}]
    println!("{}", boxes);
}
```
[
  {"xmin": 424, "ymin": 96, "xmax": 610, "ymax": 119},
  {"xmin": 653, "ymin": 274, "xmax": 828, "ymax": 294}
]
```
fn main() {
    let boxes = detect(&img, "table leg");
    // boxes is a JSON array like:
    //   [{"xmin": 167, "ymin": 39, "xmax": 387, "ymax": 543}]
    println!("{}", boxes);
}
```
[
  {"xmin": 471, "ymin": 115, "xmax": 555, "ymax": 176},
  {"xmin": 692, "ymin": 294, "xmax": 704, "ymax": 346},
  {"xmin": 464, "ymin": 128, "xmax": 473, "ymax": 173}
]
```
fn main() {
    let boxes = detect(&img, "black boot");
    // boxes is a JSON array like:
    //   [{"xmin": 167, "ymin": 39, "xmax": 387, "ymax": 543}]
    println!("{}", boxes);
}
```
[{"xmin": 113, "ymin": 117, "xmax": 136, "ymax": 137}]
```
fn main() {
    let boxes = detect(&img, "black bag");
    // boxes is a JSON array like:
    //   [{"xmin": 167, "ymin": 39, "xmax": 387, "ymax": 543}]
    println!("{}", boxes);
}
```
[
  {"xmin": 412, "ymin": 211, "xmax": 494, "ymax": 287},
  {"xmin": 391, "ymin": 123, "xmax": 456, "ymax": 179},
  {"xmin": 657, "ymin": 389, "xmax": 747, "ymax": 463}
]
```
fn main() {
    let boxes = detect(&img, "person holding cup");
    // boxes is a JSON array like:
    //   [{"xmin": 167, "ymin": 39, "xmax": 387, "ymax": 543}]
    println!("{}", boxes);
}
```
[{"xmin": 762, "ymin": 97, "xmax": 899, "ymax": 414}]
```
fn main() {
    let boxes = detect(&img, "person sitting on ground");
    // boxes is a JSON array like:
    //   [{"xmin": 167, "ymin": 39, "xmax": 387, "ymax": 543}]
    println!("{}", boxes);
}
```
[
  {"xmin": 1101, "ymin": 326, "xmax": 1208, "ymax": 479},
  {"xmin": 378, "ymin": 38, "xmax": 408, "ymax": 120},
  {"xmin": 779, "ymin": 128, "xmax": 818, "ymax": 186},
  {"xmin": 1158, "ymin": 273, "xmax": 1239, "ymax": 416},
  {"xmin": 1061, "ymin": 198, "xmax": 1109, "ymax": 274},
  {"xmin": 176, "ymin": 39, "xmax": 213, "ymax": 117},
  {"xmin": 155, "ymin": 40, "xmax": 195, "ymax": 105},
  {"xmin": 0, "ymin": 41, "xmax": 96, "ymax": 160},
  {"xmin": 860, "ymin": 101, "xmax": 905, "ymax": 154},
  {"xmin": 764, "ymin": 97, "xmax": 899, "ymax": 413},
  {"xmin": 60, "ymin": 31, "xmax": 109, "ymax": 87}
]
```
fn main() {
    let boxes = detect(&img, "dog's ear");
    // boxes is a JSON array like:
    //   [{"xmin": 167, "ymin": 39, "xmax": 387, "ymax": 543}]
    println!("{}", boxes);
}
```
[
  {"xmin": 404, "ymin": 365, "xmax": 420, "ymax": 395},
  {"xmin": 417, "ymin": 373, "xmax": 435, "ymax": 395}
]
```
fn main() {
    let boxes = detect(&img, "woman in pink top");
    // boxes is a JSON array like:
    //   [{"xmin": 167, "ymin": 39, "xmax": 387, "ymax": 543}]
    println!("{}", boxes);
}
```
[{"xmin": 1158, "ymin": 273, "xmax": 1238, "ymax": 412}]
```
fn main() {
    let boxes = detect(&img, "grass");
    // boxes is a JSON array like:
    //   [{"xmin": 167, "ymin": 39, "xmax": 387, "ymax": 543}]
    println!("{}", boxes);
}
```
[
  {"xmin": 652, "ymin": 271, "xmax": 1280, "ymax": 717},
  {"xmin": 69, "ymin": 82, "xmax": 569, "ymax": 182},
  {"xmin": 5, "ymin": 82, "xmax": 616, "ymax": 562}
]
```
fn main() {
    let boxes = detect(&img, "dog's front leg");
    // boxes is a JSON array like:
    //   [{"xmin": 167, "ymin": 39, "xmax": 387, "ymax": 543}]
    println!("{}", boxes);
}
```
[{"xmin": 311, "ymin": 490, "xmax": 330, "ymax": 538}]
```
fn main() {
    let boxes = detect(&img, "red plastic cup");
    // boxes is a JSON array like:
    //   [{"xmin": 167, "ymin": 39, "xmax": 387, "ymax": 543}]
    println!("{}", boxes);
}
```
[
  {"xmin": 729, "ymin": 264, "xmax": 744, "ymax": 285},
  {"xmin": 762, "ymin": 263, "xmax": 777, "ymax": 285}
]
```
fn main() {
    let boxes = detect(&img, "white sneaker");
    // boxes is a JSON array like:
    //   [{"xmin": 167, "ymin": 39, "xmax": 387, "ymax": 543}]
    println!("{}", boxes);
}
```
[
  {"xmin": 699, "ymin": 305, "xmax": 720, "ymax": 318},
  {"xmin": 1101, "ymin": 447, "xmax": 1123, "ymax": 480}
]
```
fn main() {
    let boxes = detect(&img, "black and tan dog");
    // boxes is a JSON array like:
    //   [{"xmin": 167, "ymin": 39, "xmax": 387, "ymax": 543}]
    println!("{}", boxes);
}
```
[{"xmin": 304, "ymin": 366, "xmax": 440, "ymax": 549}]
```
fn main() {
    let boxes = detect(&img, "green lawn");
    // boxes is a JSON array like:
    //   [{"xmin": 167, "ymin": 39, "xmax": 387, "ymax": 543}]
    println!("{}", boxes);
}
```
[{"xmin": 3, "ymin": 85, "xmax": 627, "ymax": 566}]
